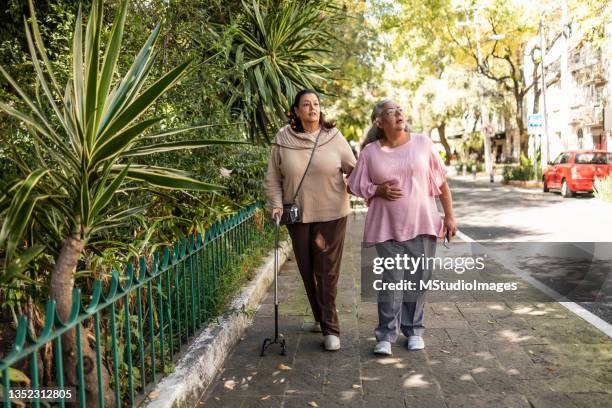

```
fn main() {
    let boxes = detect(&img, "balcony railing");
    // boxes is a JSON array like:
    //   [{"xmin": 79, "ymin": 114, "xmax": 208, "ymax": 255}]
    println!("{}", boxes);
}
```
[{"xmin": 569, "ymin": 47, "xmax": 602, "ymax": 72}]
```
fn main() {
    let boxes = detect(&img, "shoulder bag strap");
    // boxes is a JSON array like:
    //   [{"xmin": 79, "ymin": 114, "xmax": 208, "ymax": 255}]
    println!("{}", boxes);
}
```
[{"xmin": 292, "ymin": 130, "xmax": 321, "ymax": 202}]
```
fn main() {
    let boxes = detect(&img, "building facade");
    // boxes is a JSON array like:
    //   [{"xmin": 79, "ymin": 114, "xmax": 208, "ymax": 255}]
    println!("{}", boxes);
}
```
[{"xmin": 523, "ymin": 21, "xmax": 611, "ymax": 166}]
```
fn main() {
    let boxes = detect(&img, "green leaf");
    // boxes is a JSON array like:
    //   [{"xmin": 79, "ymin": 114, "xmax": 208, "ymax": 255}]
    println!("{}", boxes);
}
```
[
  {"xmin": 0, "ymin": 169, "xmax": 48, "ymax": 259},
  {"xmin": 142, "ymin": 122, "xmax": 247, "ymax": 140},
  {"xmin": 100, "ymin": 59, "xmax": 192, "ymax": 140},
  {"xmin": 3, "ymin": 245, "xmax": 45, "ymax": 284},
  {"xmin": 0, "ymin": 66, "xmax": 59, "ymax": 140},
  {"xmin": 116, "ymin": 166, "xmax": 223, "ymax": 191},
  {"xmin": 96, "ymin": 0, "xmax": 129, "ymax": 128},
  {"xmin": 0, "ymin": 368, "xmax": 31, "ymax": 384},
  {"xmin": 72, "ymin": 5, "xmax": 85, "ymax": 131},
  {"xmin": 91, "ymin": 117, "xmax": 163, "ymax": 166},
  {"xmin": 27, "ymin": 0, "xmax": 63, "ymax": 97},
  {"xmin": 84, "ymin": 0, "xmax": 104, "ymax": 146},
  {"xmin": 97, "ymin": 23, "xmax": 161, "ymax": 135},
  {"xmin": 89, "ymin": 165, "xmax": 129, "ymax": 221},
  {"xmin": 23, "ymin": 20, "xmax": 79, "ymax": 151},
  {"xmin": 80, "ymin": 172, "xmax": 91, "ymax": 229},
  {"xmin": 0, "ymin": 102, "xmax": 57, "ymax": 150},
  {"xmin": 122, "ymin": 139, "xmax": 246, "ymax": 157},
  {"xmin": 242, "ymin": 56, "xmax": 267, "ymax": 69},
  {"xmin": 113, "ymin": 164, "xmax": 193, "ymax": 177}
]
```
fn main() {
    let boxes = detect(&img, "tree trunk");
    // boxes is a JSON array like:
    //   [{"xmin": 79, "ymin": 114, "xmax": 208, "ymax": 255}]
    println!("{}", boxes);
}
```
[
  {"xmin": 436, "ymin": 123, "xmax": 452, "ymax": 165},
  {"xmin": 533, "ymin": 85, "xmax": 540, "ymax": 114},
  {"xmin": 472, "ymin": 112, "xmax": 480, "ymax": 133},
  {"xmin": 50, "ymin": 233, "xmax": 115, "ymax": 408},
  {"xmin": 514, "ymin": 92, "xmax": 528, "ymax": 155}
]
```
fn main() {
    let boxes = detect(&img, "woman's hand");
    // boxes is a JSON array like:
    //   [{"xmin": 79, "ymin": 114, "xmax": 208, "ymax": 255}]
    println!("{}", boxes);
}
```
[
  {"xmin": 271, "ymin": 207, "xmax": 283, "ymax": 221},
  {"xmin": 443, "ymin": 216, "xmax": 457, "ymax": 239},
  {"xmin": 375, "ymin": 182, "xmax": 403, "ymax": 201}
]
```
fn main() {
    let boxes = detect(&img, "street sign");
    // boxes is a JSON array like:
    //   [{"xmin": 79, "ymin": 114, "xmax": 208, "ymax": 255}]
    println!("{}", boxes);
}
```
[{"xmin": 528, "ymin": 113, "xmax": 544, "ymax": 129}]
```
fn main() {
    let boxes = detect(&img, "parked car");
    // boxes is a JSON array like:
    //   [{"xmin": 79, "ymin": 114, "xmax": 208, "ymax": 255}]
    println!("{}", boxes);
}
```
[{"xmin": 542, "ymin": 150, "xmax": 612, "ymax": 198}]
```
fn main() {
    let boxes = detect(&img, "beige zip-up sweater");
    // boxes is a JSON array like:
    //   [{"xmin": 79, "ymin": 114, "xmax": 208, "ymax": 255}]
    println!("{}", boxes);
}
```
[{"xmin": 264, "ymin": 125, "xmax": 356, "ymax": 223}]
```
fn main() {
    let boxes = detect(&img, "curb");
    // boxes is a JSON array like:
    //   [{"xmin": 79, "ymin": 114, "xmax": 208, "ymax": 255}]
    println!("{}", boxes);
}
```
[
  {"xmin": 144, "ymin": 239, "xmax": 291, "ymax": 408},
  {"xmin": 501, "ymin": 180, "xmax": 543, "ymax": 189}
]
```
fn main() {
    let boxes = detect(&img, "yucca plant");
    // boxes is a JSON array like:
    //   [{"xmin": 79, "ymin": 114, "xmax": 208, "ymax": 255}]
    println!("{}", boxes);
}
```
[
  {"xmin": 223, "ymin": 0, "xmax": 343, "ymax": 142},
  {"xmin": 0, "ymin": 0, "xmax": 241, "ymax": 404}
]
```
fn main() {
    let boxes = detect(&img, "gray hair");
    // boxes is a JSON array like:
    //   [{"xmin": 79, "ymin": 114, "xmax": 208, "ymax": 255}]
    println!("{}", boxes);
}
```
[{"xmin": 361, "ymin": 99, "xmax": 410, "ymax": 149}]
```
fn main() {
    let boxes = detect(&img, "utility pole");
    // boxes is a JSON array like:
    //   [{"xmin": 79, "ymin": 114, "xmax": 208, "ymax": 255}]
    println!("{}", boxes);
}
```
[
  {"xmin": 474, "ymin": 6, "xmax": 494, "ymax": 183},
  {"xmin": 539, "ymin": 13, "xmax": 550, "ymax": 170},
  {"xmin": 560, "ymin": 0, "xmax": 570, "ymax": 151}
]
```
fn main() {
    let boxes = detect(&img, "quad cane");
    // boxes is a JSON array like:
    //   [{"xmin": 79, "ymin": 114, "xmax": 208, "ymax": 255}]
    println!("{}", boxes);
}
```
[{"xmin": 260, "ymin": 214, "xmax": 287, "ymax": 356}]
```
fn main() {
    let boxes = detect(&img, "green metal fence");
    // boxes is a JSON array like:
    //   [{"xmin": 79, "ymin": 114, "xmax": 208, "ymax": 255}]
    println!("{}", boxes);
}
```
[{"xmin": 0, "ymin": 203, "xmax": 265, "ymax": 407}]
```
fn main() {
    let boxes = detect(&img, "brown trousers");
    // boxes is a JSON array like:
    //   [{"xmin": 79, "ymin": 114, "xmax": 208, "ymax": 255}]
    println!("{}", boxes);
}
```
[{"xmin": 287, "ymin": 216, "xmax": 347, "ymax": 336}]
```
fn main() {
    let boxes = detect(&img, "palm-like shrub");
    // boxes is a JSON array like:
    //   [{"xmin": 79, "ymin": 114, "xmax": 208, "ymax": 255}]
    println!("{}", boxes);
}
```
[
  {"xmin": 223, "ymin": 0, "xmax": 342, "ymax": 142},
  {"xmin": 0, "ymin": 0, "xmax": 240, "ymax": 403}
]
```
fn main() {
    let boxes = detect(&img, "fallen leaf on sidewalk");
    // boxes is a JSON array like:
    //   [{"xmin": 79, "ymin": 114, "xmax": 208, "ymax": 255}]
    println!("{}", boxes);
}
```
[
  {"xmin": 308, "ymin": 402, "xmax": 319, "ymax": 407},
  {"xmin": 149, "ymin": 391, "xmax": 159, "ymax": 399},
  {"xmin": 323, "ymin": 380, "xmax": 331, "ymax": 385},
  {"xmin": 441, "ymin": 350, "xmax": 451, "ymax": 354},
  {"xmin": 224, "ymin": 380, "xmax": 236, "ymax": 390},
  {"xmin": 260, "ymin": 395, "xmax": 271, "ymax": 401},
  {"xmin": 352, "ymin": 384, "xmax": 361, "ymax": 389},
  {"xmin": 276, "ymin": 363, "xmax": 292, "ymax": 370},
  {"xmin": 487, "ymin": 320, "xmax": 495, "ymax": 324}
]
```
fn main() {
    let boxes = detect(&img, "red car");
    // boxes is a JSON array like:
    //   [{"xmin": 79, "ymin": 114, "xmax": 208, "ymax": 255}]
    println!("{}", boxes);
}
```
[{"xmin": 543, "ymin": 150, "xmax": 612, "ymax": 197}]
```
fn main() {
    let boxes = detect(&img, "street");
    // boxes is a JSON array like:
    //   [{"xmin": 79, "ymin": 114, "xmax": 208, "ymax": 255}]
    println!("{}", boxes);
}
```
[
  {"xmin": 447, "ymin": 174, "xmax": 612, "ymax": 328},
  {"xmin": 448, "ymin": 174, "xmax": 612, "ymax": 242}
]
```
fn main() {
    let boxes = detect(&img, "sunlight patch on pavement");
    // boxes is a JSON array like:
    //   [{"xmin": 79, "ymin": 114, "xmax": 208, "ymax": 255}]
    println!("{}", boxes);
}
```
[
  {"xmin": 499, "ymin": 329, "xmax": 534, "ymax": 343},
  {"xmin": 403, "ymin": 374, "xmax": 432, "ymax": 388}
]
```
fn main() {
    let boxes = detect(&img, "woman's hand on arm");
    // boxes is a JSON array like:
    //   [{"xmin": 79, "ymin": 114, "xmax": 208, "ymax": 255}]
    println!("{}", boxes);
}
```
[{"xmin": 375, "ymin": 182, "xmax": 403, "ymax": 201}]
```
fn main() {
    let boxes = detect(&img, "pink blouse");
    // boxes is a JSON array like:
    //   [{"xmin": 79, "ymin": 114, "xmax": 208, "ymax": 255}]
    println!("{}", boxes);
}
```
[{"xmin": 347, "ymin": 134, "xmax": 447, "ymax": 244}]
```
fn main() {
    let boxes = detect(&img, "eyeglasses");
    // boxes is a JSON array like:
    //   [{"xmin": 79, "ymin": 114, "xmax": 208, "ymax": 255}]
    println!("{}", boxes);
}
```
[{"xmin": 383, "ymin": 107, "xmax": 404, "ymax": 116}]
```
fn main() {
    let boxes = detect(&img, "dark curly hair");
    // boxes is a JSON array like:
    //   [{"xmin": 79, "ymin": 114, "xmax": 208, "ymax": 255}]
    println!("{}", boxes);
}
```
[{"xmin": 286, "ymin": 89, "xmax": 336, "ymax": 133}]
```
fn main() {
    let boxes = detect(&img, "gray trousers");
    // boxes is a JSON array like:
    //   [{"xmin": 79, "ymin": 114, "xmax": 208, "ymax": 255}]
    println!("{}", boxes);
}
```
[{"xmin": 374, "ymin": 235, "xmax": 437, "ymax": 342}]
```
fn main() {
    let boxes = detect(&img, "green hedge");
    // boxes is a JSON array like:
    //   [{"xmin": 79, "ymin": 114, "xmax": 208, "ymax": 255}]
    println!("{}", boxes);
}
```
[{"xmin": 503, "ymin": 154, "xmax": 535, "ymax": 182}]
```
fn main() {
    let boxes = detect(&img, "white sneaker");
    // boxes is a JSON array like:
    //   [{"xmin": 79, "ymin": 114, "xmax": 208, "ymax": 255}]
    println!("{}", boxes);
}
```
[
  {"xmin": 311, "ymin": 322, "xmax": 322, "ymax": 333},
  {"xmin": 407, "ymin": 336, "xmax": 425, "ymax": 351},
  {"xmin": 373, "ymin": 341, "xmax": 392, "ymax": 355},
  {"xmin": 324, "ymin": 335, "xmax": 340, "ymax": 351}
]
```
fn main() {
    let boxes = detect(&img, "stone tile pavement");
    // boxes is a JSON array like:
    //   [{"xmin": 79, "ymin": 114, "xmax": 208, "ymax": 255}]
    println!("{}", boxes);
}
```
[{"xmin": 198, "ymin": 213, "xmax": 612, "ymax": 408}]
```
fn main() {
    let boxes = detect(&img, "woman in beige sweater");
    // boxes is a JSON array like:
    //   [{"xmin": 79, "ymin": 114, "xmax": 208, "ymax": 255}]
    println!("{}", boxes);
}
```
[{"xmin": 264, "ymin": 89, "xmax": 356, "ymax": 351}]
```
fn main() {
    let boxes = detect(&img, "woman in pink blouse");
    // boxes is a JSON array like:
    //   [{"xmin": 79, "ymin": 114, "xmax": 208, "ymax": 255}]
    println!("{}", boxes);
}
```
[{"xmin": 348, "ymin": 99, "xmax": 457, "ymax": 355}]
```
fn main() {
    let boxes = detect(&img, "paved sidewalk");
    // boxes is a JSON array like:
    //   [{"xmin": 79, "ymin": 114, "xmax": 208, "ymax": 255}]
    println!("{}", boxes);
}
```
[{"xmin": 198, "ymin": 213, "xmax": 612, "ymax": 408}]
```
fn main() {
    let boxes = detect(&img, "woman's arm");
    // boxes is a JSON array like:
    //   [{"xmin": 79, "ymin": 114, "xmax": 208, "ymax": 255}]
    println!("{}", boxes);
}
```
[
  {"xmin": 263, "ymin": 145, "xmax": 284, "ymax": 219},
  {"xmin": 438, "ymin": 181, "xmax": 457, "ymax": 238},
  {"xmin": 338, "ymin": 131, "xmax": 357, "ymax": 175}
]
